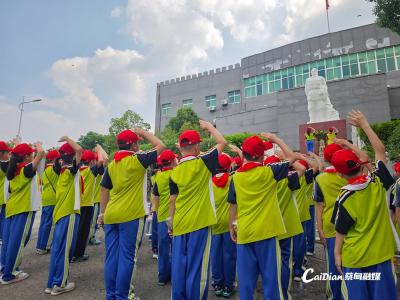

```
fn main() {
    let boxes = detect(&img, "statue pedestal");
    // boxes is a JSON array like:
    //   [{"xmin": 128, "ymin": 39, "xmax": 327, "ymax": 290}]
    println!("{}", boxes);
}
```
[{"xmin": 298, "ymin": 119, "xmax": 347, "ymax": 154}]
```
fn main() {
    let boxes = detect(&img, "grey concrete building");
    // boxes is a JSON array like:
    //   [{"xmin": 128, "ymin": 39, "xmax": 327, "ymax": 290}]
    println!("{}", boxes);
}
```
[{"xmin": 155, "ymin": 23, "xmax": 400, "ymax": 148}]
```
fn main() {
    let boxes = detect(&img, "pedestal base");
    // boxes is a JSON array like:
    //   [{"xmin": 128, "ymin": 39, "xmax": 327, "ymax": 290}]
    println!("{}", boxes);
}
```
[{"xmin": 299, "ymin": 119, "xmax": 347, "ymax": 154}]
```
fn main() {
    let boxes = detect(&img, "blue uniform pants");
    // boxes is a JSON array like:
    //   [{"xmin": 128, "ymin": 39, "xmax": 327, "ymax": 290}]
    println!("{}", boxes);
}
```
[
  {"xmin": 305, "ymin": 205, "xmax": 315, "ymax": 254},
  {"xmin": 157, "ymin": 221, "xmax": 171, "ymax": 283},
  {"xmin": 237, "ymin": 237, "xmax": 283, "ymax": 300},
  {"xmin": 293, "ymin": 222, "xmax": 307, "ymax": 277},
  {"xmin": 279, "ymin": 237, "xmax": 293, "ymax": 300},
  {"xmin": 104, "ymin": 218, "xmax": 144, "ymax": 300},
  {"xmin": 47, "ymin": 214, "xmax": 80, "ymax": 288},
  {"xmin": 326, "ymin": 238, "xmax": 343, "ymax": 300},
  {"xmin": 0, "ymin": 204, "xmax": 5, "ymax": 242},
  {"xmin": 306, "ymin": 140, "xmax": 314, "ymax": 153},
  {"xmin": 211, "ymin": 232, "xmax": 236, "ymax": 289},
  {"xmin": 1, "ymin": 212, "xmax": 35, "ymax": 281},
  {"xmin": 36, "ymin": 205, "xmax": 55, "ymax": 250},
  {"xmin": 172, "ymin": 227, "xmax": 212, "ymax": 300},
  {"xmin": 151, "ymin": 212, "xmax": 158, "ymax": 253},
  {"xmin": 342, "ymin": 259, "xmax": 397, "ymax": 300}
]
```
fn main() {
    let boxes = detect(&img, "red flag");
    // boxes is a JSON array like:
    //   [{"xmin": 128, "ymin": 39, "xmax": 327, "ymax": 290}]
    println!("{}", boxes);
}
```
[{"xmin": 326, "ymin": 0, "xmax": 330, "ymax": 10}]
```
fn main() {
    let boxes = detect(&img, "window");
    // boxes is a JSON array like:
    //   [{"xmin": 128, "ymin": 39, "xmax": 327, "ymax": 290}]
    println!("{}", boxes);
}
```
[
  {"xmin": 161, "ymin": 103, "xmax": 172, "ymax": 117},
  {"xmin": 205, "ymin": 95, "xmax": 217, "ymax": 108},
  {"xmin": 182, "ymin": 99, "xmax": 192, "ymax": 108},
  {"xmin": 242, "ymin": 45, "xmax": 400, "ymax": 99},
  {"xmin": 228, "ymin": 90, "xmax": 241, "ymax": 104}
]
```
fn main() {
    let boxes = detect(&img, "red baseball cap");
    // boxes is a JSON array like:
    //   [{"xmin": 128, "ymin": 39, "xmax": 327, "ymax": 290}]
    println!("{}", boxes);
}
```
[
  {"xmin": 179, "ymin": 130, "xmax": 202, "ymax": 147},
  {"xmin": 46, "ymin": 150, "xmax": 61, "ymax": 161},
  {"xmin": 323, "ymin": 143, "xmax": 343, "ymax": 163},
  {"xmin": 242, "ymin": 136, "xmax": 266, "ymax": 159},
  {"xmin": 218, "ymin": 153, "xmax": 232, "ymax": 171},
  {"xmin": 393, "ymin": 162, "xmax": 400, "ymax": 174},
  {"xmin": 11, "ymin": 143, "xmax": 35, "ymax": 157},
  {"xmin": 331, "ymin": 149, "xmax": 366, "ymax": 175},
  {"xmin": 264, "ymin": 155, "xmax": 281, "ymax": 165},
  {"xmin": 81, "ymin": 149, "xmax": 96, "ymax": 162},
  {"xmin": 157, "ymin": 149, "xmax": 177, "ymax": 166},
  {"xmin": 0, "ymin": 141, "xmax": 12, "ymax": 152},
  {"xmin": 59, "ymin": 143, "xmax": 75, "ymax": 155},
  {"xmin": 117, "ymin": 130, "xmax": 140, "ymax": 145},
  {"xmin": 233, "ymin": 156, "xmax": 243, "ymax": 167},
  {"xmin": 298, "ymin": 159, "xmax": 309, "ymax": 169},
  {"xmin": 328, "ymin": 127, "xmax": 335, "ymax": 132},
  {"xmin": 263, "ymin": 141, "xmax": 273, "ymax": 151}
]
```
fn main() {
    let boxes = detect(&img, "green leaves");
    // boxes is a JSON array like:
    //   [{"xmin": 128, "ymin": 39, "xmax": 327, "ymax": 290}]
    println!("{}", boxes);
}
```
[
  {"xmin": 368, "ymin": 0, "xmax": 400, "ymax": 35},
  {"xmin": 109, "ymin": 110, "xmax": 151, "ymax": 136}
]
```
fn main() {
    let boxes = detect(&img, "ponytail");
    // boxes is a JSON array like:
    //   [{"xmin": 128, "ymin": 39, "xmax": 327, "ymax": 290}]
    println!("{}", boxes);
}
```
[{"xmin": 6, "ymin": 153, "xmax": 24, "ymax": 180}]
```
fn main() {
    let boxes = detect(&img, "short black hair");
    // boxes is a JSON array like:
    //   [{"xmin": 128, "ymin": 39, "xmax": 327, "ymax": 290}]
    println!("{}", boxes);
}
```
[{"xmin": 243, "ymin": 152, "xmax": 259, "ymax": 162}]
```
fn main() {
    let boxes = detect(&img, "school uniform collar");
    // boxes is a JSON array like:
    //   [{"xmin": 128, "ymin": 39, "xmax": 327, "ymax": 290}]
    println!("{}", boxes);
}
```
[
  {"xmin": 179, "ymin": 155, "xmax": 197, "ymax": 164},
  {"xmin": 236, "ymin": 161, "xmax": 263, "ymax": 172},
  {"xmin": 114, "ymin": 150, "xmax": 135, "ymax": 162},
  {"xmin": 342, "ymin": 174, "xmax": 371, "ymax": 191},
  {"xmin": 324, "ymin": 166, "xmax": 337, "ymax": 173},
  {"xmin": 161, "ymin": 166, "xmax": 174, "ymax": 172}
]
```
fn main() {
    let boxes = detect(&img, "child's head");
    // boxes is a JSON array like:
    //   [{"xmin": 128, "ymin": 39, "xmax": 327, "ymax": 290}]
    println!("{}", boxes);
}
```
[
  {"xmin": 178, "ymin": 130, "xmax": 202, "ymax": 156},
  {"xmin": 157, "ymin": 149, "xmax": 177, "ymax": 168},
  {"xmin": 81, "ymin": 149, "xmax": 96, "ymax": 166},
  {"xmin": 59, "ymin": 143, "xmax": 76, "ymax": 165},
  {"xmin": 117, "ymin": 130, "xmax": 140, "ymax": 152},
  {"xmin": 330, "ymin": 149, "xmax": 367, "ymax": 178},
  {"xmin": 0, "ymin": 141, "xmax": 12, "ymax": 161},
  {"xmin": 323, "ymin": 143, "xmax": 343, "ymax": 164},
  {"xmin": 46, "ymin": 149, "xmax": 60, "ymax": 164},
  {"xmin": 6, "ymin": 143, "xmax": 36, "ymax": 179},
  {"xmin": 306, "ymin": 127, "xmax": 313, "ymax": 134},
  {"xmin": 217, "ymin": 153, "xmax": 232, "ymax": 173},
  {"xmin": 242, "ymin": 136, "xmax": 267, "ymax": 163},
  {"xmin": 232, "ymin": 156, "xmax": 243, "ymax": 170}
]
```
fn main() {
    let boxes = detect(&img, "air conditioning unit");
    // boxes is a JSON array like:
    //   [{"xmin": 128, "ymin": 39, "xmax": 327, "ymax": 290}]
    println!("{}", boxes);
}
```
[
  {"xmin": 209, "ymin": 106, "xmax": 216, "ymax": 112},
  {"xmin": 221, "ymin": 98, "xmax": 228, "ymax": 106}
]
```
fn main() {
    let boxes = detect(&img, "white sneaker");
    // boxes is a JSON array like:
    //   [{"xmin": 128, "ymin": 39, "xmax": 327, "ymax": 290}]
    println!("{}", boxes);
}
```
[
  {"xmin": 306, "ymin": 251, "xmax": 314, "ymax": 256},
  {"xmin": 36, "ymin": 249, "xmax": 49, "ymax": 255},
  {"xmin": 152, "ymin": 254, "xmax": 158, "ymax": 260},
  {"xmin": 293, "ymin": 276, "xmax": 302, "ymax": 282},
  {"xmin": 0, "ymin": 272, "xmax": 29, "ymax": 285},
  {"xmin": 44, "ymin": 288, "xmax": 52, "ymax": 294},
  {"xmin": 51, "ymin": 282, "xmax": 75, "ymax": 296}
]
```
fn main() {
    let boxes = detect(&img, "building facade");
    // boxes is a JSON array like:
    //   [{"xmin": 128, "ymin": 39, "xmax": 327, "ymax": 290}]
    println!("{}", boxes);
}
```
[{"xmin": 155, "ymin": 23, "xmax": 400, "ymax": 149}]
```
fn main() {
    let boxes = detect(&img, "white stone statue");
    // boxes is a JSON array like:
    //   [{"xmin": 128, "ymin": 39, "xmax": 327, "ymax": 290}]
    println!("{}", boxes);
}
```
[{"xmin": 305, "ymin": 68, "xmax": 340, "ymax": 123}]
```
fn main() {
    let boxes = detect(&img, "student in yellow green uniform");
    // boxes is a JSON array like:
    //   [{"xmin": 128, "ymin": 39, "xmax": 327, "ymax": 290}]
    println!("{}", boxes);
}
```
[
  {"xmin": 89, "ymin": 147, "xmax": 107, "ymax": 246},
  {"xmin": 150, "ymin": 169, "xmax": 159, "ymax": 259},
  {"xmin": 0, "ymin": 142, "xmax": 44, "ymax": 284},
  {"xmin": 152, "ymin": 149, "xmax": 177, "ymax": 285},
  {"xmin": 264, "ymin": 154, "xmax": 304, "ymax": 300},
  {"xmin": 72, "ymin": 149, "xmax": 97, "ymax": 262},
  {"xmin": 169, "ymin": 120, "xmax": 226, "ymax": 300},
  {"xmin": 98, "ymin": 128, "xmax": 165, "ymax": 300},
  {"xmin": 36, "ymin": 150, "xmax": 61, "ymax": 254},
  {"xmin": 228, "ymin": 133, "xmax": 302, "ymax": 300},
  {"xmin": 333, "ymin": 110, "xmax": 397, "ymax": 300},
  {"xmin": 326, "ymin": 127, "xmax": 338, "ymax": 145},
  {"xmin": 0, "ymin": 141, "xmax": 12, "ymax": 247},
  {"xmin": 314, "ymin": 143, "xmax": 346, "ymax": 300},
  {"xmin": 210, "ymin": 153, "xmax": 236, "ymax": 298},
  {"xmin": 305, "ymin": 127, "xmax": 316, "ymax": 153},
  {"xmin": 46, "ymin": 137, "xmax": 83, "ymax": 296}
]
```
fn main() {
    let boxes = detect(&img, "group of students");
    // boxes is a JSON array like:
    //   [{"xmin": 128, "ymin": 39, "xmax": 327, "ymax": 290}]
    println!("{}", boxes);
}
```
[
  {"xmin": 0, "ymin": 136, "xmax": 107, "ymax": 295},
  {"xmin": 0, "ymin": 109, "xmax": 399, "ymax": 300}
]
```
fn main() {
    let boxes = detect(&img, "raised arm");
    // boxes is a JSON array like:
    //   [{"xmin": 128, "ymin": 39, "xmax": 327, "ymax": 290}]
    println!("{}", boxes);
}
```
[
  {"xmin": 59, "ymin": 136, "xmax": 83, "ymax": 164},
  {"xmin": 228, "ymin": 144, "xmax": 243, "ymax": 159},
  {"xmin": 132, "ymin": 127, "xmax": 165, "ymax": 155},
  {"xmin": 261, "ymin": 132, "xmax": 303, "ymax": 165},
  {"xmin": 199, "ymin": 120, "xmax": 227, "ymax": 154},
  {"xmin": 31, "ymin": 142, "xmax": 45, "ymax": 172},
  {"xmin": 347, "ymin": 110, "xmax": 386, "ymax": 164},
  {"xmin": 333, "ymin": 138, "xmax": 372, "ymax": 172},
  {"xmin": 309, "ymin": 152, "xmax": 324, "ymax": 173}
]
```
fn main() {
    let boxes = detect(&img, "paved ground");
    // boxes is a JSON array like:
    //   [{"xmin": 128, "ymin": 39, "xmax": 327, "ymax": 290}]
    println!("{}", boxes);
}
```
[{"xmin": 1, "ymin": 215, "xmax": 399, "ymax": 299}]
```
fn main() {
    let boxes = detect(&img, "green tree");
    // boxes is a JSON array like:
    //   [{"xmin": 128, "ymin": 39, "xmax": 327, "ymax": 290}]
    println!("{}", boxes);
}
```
[
  {"xmin": 109, "ymin": 110, "xmax": 151, "ymax": 136},
  {"xmin": 78, "ymin": 131, "xmax": 107, "ymax": 150},
  {"xmin": 368, "ymin": 0, "xmax": 400, "ymax": 35},
  {"xmin": 165, "ymin": 107, "xmax": 200, "ymax": 134}
]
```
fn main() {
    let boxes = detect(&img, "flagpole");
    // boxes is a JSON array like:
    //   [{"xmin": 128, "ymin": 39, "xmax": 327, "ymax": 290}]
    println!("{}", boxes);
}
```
[
  {"xmin": 326, "ymin": 7, "xmax": 331, "ymax": 33},
  {"xmin": 325, "ymin": 0, "xmax": 331, "ymax": 33}
]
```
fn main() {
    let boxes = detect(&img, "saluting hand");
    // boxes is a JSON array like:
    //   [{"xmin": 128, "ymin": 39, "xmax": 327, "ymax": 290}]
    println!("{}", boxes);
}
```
[{"xmin": 347, "ymin": 110, "xmax": 368, "ymax": 129}]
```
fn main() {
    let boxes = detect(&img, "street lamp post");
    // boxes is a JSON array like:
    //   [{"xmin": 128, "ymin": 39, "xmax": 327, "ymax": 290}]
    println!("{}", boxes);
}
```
[{"xmin": 17, "ymin": 96, "xmax": 42, "ymax": 139}]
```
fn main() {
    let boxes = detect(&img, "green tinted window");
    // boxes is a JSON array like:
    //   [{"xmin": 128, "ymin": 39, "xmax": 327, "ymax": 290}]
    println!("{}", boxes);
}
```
[
  {"xmin": 360, "ymin": 63, "xmax": 368, "ymax": 75},
  {"xmin": 326, "ymin": 58, "xmax": 333, "ymax": 68},
  {"xmin": 341, "ymin": 55, "xmax": 349, "ymax": 65},
  {"xmin": 387, "ymin": 57, "xmax": 396, "ymax": 71},
  {"xmin": 333, "ymin": 57, "xmax": 341, "ymax": 67},
  {"xmin": 385, "ymin": 47, "xmax": 394, "ymax": 57},
  {"xmin": 274, "ymin": 71, "xmax": 281, "ymax": 80},
  {"xmin": 358, "ymin": 52, "xmax": 367, "ymax": 62},
  {"xmin": 377, "ymin": 59, "xmax": 387, "ymax": 72},
  {"xmin": 368, "ymin": 61, "xmax": 377, "ymax": 74},
  {"xmin": 274, "ymin": 80, "xmax": 281, "ymax": 91},
  {"xmin": 349, "ymin": 54, "xmax": 358, "ymax": 64},
  {"xmin": 342, "ymin": 65, "xmax": 350, "ymax": 78},
  {"xmin": 296, "ymin": 75, "xmax": 304, "ymax": 86},
  {"xmin": 288, "ymin": 67, "xmax": 295, "ymax": 76},
  {"xmin": 269, "ymin": 82, "xmax": 275, "ymax": 92},
  {"xmin": 303, "ymin": 64, "xmax": 310, "ymax": 73},
  {"xmin": 288, "ymin": 77, "xmax": 295, "ymax": 89},
  {"xmin": 367, "ymin": 51, "xmax": 375, "ymax": 61},
  {"xmin": 327, "ymin": 69, "xmax": 334, "ymax": 80},
  {"xmin": 397, "ymin": 57, "xmax": 400, "ymax": 69},
  {"xmin": 350, "ymin": 64, "xmax": 359, "ymax": 76},
  {"xmin": 395, "ymin": 46, "xmax": 400, "ymax": 56},
  {"xmin": 282, "ymin": 78, "xmax": 288, "ymax": 89},
  {"xmin": 376, "ymin": 49, "xmax": 385, "ymax": 59},
  {"xmin": 334, "ymin": 67, "xmax": 341, "ymax": 79}
]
